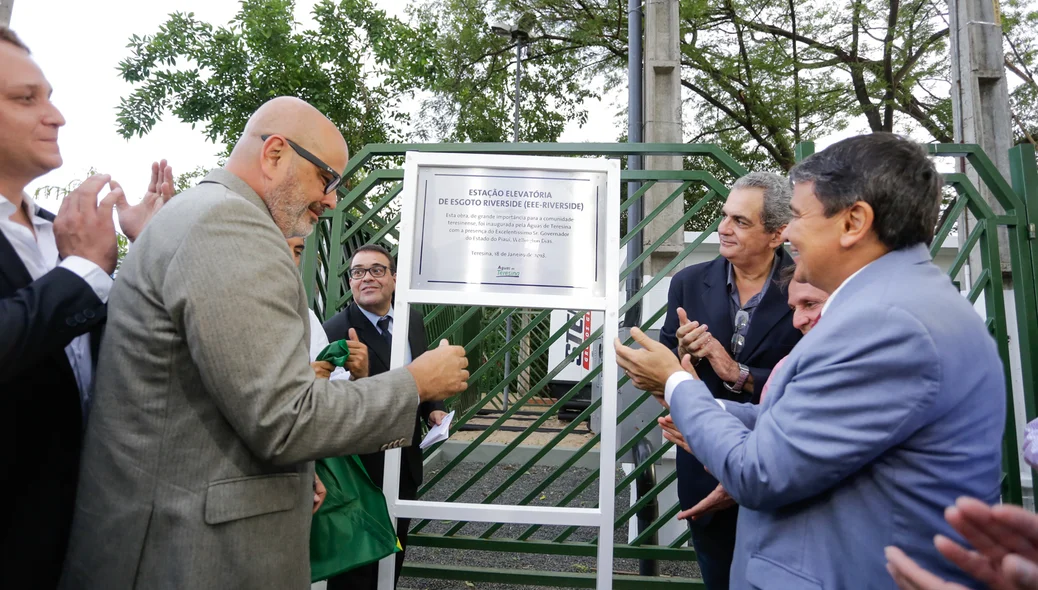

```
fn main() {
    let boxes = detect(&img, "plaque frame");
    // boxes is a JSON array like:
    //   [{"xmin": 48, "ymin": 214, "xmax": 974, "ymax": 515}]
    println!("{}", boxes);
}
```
[{"xmin": 378, "ymin": 152, "xmax": 621, "ymax": 590}]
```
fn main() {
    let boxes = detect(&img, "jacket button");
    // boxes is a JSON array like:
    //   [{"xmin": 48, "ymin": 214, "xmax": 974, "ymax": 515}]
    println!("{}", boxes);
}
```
[
  {"xmin": 74, "ymin": 313, "xmax": 86, "ymax": 324},
  {"xmin": 66, "ymin": 317, "xmax": 76, "ymax": 326},
  {"xmin": 84, "ymin": 309, "xmax": 96, "ymax": 320}
]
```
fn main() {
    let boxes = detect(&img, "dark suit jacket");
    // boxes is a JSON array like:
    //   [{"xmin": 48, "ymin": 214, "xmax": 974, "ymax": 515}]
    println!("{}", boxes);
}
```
[
  {"xmin": 0, "ymin": 207, "xmax": 106, "ymax": 589},
  {"xmin": 323, "ymin": 303, "xmax": 445, "ymax": 500},
  {"xmin": 659, "ymin": 249, "xmax": 801, "ymax": 515}
]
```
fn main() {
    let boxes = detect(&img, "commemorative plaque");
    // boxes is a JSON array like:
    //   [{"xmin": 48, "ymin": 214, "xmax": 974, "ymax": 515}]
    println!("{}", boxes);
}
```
[{"xmin": 406, "ymin": 160, "xmax": 610, "ymax": 301}]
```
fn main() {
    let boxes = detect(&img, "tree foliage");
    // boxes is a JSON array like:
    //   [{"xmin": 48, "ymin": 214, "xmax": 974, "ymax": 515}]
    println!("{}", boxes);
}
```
[
  {"xmin": 116, "ymin": 0, "xmax": 1038, "ymax": 171},
  {"xmin": 391, "ymin": 0, "xmax": 605, "ymax": 142},
  {"xmin": 400, "ymin": 0, "xmax": 1038, "ymax": 170},
  {"xmin": 116, "ymin": 0, "xmax": 411, "ymax": 155},
  {"xmin": 1003, "ymin": 0, "xmax": 1038, "ymax": 145}
]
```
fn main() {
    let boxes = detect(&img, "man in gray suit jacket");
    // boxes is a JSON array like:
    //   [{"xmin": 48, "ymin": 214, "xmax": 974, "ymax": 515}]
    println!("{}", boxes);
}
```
[
  {"xmin": 60, "ymin": 97, "xmax": 470, "ymax": 589},
  {"xmin": 616, "ymin": 133, "xmax": 1005, "ymax": 589}
]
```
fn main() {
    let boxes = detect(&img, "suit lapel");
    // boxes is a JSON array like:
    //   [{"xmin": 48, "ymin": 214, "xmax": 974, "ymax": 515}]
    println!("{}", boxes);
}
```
[
  {"xmin": 0, "ymin": 230, "xmax": 33, "ymax": 290},
  {"xmin": 740, "ymin": 249, "xmax": 795, "ymax": 360},
  {"xmin": 407, "ymin": 308, "xmax": 427, "ymax": 358},
  {"xmin": 701, "ymin": 259, "xmax": 734, "ymax": 354},
  {"xmin": 351, "ymin": 304, "xmax": 391, "ymax": 371}
]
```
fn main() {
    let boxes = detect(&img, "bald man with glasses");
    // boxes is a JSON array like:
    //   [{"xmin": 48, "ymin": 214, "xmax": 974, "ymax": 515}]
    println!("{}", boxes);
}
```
[{"xmin": 60, "ymin": 98, "xmax": 469, "ymax": 589}]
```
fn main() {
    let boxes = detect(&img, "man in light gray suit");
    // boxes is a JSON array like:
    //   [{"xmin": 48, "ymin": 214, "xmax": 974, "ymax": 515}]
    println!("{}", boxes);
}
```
[
  {"xmin": 60, "ymin": 97, "xmax": 470, "ymax": 589},
  {"xmin": 616, "ymin": 133, "xmax": 1005, "ymax": 589}
]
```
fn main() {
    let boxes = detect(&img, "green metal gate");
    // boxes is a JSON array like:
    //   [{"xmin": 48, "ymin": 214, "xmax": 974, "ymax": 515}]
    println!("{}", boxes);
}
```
[{"xmin": 302, "ymin": 142, "xmax": 1038, "ymax": 588}]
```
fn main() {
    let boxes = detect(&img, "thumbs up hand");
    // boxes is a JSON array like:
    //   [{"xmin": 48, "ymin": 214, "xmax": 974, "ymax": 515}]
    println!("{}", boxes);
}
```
[{"xmin": 344, "ymin": 327, "xmax": 369, "ymax": 379}]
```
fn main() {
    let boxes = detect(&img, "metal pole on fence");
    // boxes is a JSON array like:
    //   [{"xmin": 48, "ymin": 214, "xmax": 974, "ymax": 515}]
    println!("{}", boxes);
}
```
[
  {"xmin": 493, "ymin": 18, "xmax": 531, "ymax": 411},
  {"xmin": 633, "ymin": 439, "xmax": 659, "ymax": 576},
  {"xmin": 624, "ymin": 0, "xmax": 644, "ymax": 328}
]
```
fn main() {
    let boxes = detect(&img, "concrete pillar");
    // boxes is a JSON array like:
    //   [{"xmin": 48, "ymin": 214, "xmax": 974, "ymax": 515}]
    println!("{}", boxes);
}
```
[
  {"xmin": 949, "ymin": 0, "xmax": 1030, "ymax": 503},
  {"xmin": 643, "ymin": 0, "xmax": 684, "ymax": 277},
  {"xmin": 949, "ymin": 0, "xmax": 1013, "ymax": 270}
]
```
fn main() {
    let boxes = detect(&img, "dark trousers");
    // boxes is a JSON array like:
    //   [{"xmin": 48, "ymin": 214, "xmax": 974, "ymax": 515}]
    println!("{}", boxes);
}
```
[
  {"xmin": 688, "ymin": 505, "xmax": 739, "ymax": 590},
  {"xmin": 327, "ymin": 517, "xmax": 410, "ymax": 590}
]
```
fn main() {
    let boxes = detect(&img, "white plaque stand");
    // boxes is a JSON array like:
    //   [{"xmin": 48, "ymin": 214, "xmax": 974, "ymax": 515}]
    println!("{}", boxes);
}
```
[{"xmin": 377, "ymin": 152, "xmax": 621, "ymax": 589}]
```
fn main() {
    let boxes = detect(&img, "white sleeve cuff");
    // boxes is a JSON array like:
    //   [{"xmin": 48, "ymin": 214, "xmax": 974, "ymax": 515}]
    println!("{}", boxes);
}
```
[
  {"xmin": 665, "ymin": 371, "xmax": 693, "ymax": 406},
  {"xmin": 664, "ymin": 371, "xmax": 726, "ymax": 410},
  {"xmin": 59, "ymin": 256, "xmax": 113, "ymax": 304}
]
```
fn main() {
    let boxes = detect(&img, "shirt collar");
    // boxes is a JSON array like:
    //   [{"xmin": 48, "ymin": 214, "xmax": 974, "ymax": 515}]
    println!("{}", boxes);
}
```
[
  {"xmin": 726, "ymin": 250, "xmax": 780, "ymax": 297},
  {"xmin": 358, "ymin": 304, "xmax": 394, "ymax": 329},
  {"xmin": 820, "ymin": 262, "xmax": 873, "ymax": 317},
  {"xmin": 0, "ymin": 191, "xmax": 50, "ymax": 228}
]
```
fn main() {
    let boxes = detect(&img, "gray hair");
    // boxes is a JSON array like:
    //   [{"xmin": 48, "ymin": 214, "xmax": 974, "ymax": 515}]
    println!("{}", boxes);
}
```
[{"xmin": 731, "ymin": 171, "xmax": 792, "ymax": 233}]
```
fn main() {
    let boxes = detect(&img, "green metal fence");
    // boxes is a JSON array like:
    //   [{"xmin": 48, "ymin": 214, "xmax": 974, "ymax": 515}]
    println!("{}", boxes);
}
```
[{"xmin": 302, "ymin": 142, "xmax": 1038, "ymax": 588}]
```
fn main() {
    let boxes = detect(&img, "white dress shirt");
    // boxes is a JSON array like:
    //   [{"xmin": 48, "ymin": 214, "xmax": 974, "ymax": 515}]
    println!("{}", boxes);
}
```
[
  {"xmin": 307, "ymin": 308, "xmax": 348, "ymax": 380},
  {"xmin": 663, "ymin": 261, "xmax": 874, "ymax": 407},
  {"xmin": 0, "ymin": 191, "xmax": 113, "ymax": 410},
  {"xmin": 358, "ymin": 305, "xmax": 413, "ymax": 364}
]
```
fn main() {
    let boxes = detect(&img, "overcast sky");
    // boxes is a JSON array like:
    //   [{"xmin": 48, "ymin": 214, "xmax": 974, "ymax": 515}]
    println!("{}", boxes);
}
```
[{"xmin": 12, "ymin": 0, "xmax": 630, "ymax": 211}]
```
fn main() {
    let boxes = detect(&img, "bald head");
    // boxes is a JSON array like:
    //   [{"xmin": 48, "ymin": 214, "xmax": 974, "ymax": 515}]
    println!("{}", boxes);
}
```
[
  {"xmin": 225, "ymin": 97, "xmax": 348, "ymax": 238},
  {"xmin": 228, "ymin": 97, "xmax": 347, "ymax": 175}
]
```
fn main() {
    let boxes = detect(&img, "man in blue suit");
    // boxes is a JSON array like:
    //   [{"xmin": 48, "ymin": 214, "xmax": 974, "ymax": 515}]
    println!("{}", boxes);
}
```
[
  {"xmin": 616, "ymin": 133, "xmax": 1005, "ymax": 589},
  {"xmin": 659, "ymin": 172, "xmax": 802, "ymax": 588}
]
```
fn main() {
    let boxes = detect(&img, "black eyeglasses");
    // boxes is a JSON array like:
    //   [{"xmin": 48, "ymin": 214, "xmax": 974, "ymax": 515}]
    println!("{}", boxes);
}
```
[
  {"xmin": 261, "ymin": 134, "xmax": 343, "ymax": 195},
  {"xmin": 348, "ymin": 264, "xmax": 390, "ymax": 280},
  {"xmin": 731, "ymin": 309, "xmax": 750, "ymax": 355}
]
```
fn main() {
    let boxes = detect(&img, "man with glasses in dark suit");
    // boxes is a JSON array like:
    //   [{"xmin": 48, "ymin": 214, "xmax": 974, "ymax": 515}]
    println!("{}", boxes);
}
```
[
  {"xmin": 658, "ymin": 172, "xmax": 802, "ymax": 589},
  {"xmin": 323, "ymin": 244, "xmax": 448, "ymax": 590}
]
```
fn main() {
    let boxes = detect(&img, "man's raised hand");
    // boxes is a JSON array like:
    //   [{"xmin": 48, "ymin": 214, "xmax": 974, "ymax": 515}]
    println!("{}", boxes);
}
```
[
  {"xmin": 407, "ymin": 339, "xmax": 469, "ymax": 402},
  {"xmin": 615, "ymin": 327, "xmax": 684, "ymax": 395},
  {"xmin": 344, "ymin": 328, "xmax": 369, "ymax": 379},
  {"xmin": 116, "ymin": 160, "xmax": 175, "ymax": 242},
  {"xmin": 54, "ymin": 174, "xmax": 120, "ymax": 275}
]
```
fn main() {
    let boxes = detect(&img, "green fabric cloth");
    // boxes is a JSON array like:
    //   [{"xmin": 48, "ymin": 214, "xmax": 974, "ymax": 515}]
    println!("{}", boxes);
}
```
[
  {"xmin": 310, "ymin": 455, "xmax": 400, "ymax": 582},
  {"xmin": 316, "ymin": 339, "xmax": 350, "ymax": 366}
]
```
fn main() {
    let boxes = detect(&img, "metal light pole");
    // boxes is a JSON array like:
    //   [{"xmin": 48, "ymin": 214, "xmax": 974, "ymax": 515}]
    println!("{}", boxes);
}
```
[
  {"xmin": 492, "ymin": 18, "xmax": 533, "ymax": 410},
  {"xmin": 513, "ymin": 36, "xmax": 523, "ymax": 142}
]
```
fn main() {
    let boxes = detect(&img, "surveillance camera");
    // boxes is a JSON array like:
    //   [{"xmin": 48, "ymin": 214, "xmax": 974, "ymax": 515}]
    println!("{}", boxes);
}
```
[{"xmin": 490, "ymin": 22, "xmax": 512, "ymax": 37}]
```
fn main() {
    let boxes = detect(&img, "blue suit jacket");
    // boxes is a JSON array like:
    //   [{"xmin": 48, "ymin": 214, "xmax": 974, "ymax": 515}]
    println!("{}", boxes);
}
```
[
  {"xmin": 660, "ymin": 250, "xmax": 802, "ymax": 514},
  {"xmin": 670, "ymin": 244, "xmax": 1005, "ymax": 589}
]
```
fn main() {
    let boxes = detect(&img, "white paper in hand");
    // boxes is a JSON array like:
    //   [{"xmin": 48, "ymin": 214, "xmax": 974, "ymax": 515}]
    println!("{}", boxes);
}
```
[
  {"xmin": 420, "ymin": 410, "xmax": 455, "ymax": 449},
  {"xmin": 328, "ymin": 367, "xmax": 350, "ymax": 381}
]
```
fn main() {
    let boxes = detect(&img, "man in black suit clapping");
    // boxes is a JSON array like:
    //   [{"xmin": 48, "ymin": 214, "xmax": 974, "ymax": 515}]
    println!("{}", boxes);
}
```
[{"xmin": 0, "ymin": 27, "xmax": 173, "ymax": 589}]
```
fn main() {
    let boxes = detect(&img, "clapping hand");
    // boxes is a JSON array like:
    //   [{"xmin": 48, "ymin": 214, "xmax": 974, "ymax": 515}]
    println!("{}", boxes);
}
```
[
  {"xmin": 54, "ymin": 174, "xmax": 121, "ymax": 274},
  {"xmin": 615, "ymin": 327, "xmax": 691, "ymax": 396},
  {"xmin": 658, "ymin": 415, "xmax": 691, "ymax": 453},
  {"xmin": 886, "ymin": 497, "xmax": 1038, "ymax": 590},
  {"xmin": 678, "ymin": 483, "xmax": 736, "ymax": 522},
  {"xmin": 675, "ymin": 307, "xmax": 740, "ymax": 383},
  {"xmin": 116, "ymin": 160, "xmax": 174, "ymax": 242}
]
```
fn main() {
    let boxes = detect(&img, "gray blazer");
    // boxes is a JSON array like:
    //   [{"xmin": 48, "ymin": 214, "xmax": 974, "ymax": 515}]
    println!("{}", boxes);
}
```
[
  {"xmin": 60, "ymin": 170, "xmax": 420, "ymax": 589},
  {"xmin": 671, "ymin": 244, "xmax": 1005, "ymax": 589}
]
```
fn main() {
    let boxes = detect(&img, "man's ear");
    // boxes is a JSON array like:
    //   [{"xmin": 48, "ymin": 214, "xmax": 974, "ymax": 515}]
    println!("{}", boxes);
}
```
[
  {"xmin": 767, "ymin": 224, "xmax": 787, "ymax": 249},
  {"xmin": 838, "ymin": 201, "xmax": 875, "ymax": 249},
  {"xmin": 259, "ymin": 135, "xmax": 287, "ymax": 181}
]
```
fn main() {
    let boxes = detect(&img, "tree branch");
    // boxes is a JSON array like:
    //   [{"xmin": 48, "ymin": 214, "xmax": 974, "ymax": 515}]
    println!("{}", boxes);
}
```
[
  {"xmin": 894, "ymin": 28, "xmax": 949, "ymax": 85},
  {"xmin": 881, "ymin": 0, "xmax": 900, "ymax": 130}
]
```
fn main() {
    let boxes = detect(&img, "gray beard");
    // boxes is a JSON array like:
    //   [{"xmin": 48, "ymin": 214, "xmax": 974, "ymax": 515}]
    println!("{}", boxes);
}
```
[{"xmin": 266, "ymin": 180, "xmax": 313, "ymax": 239}]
